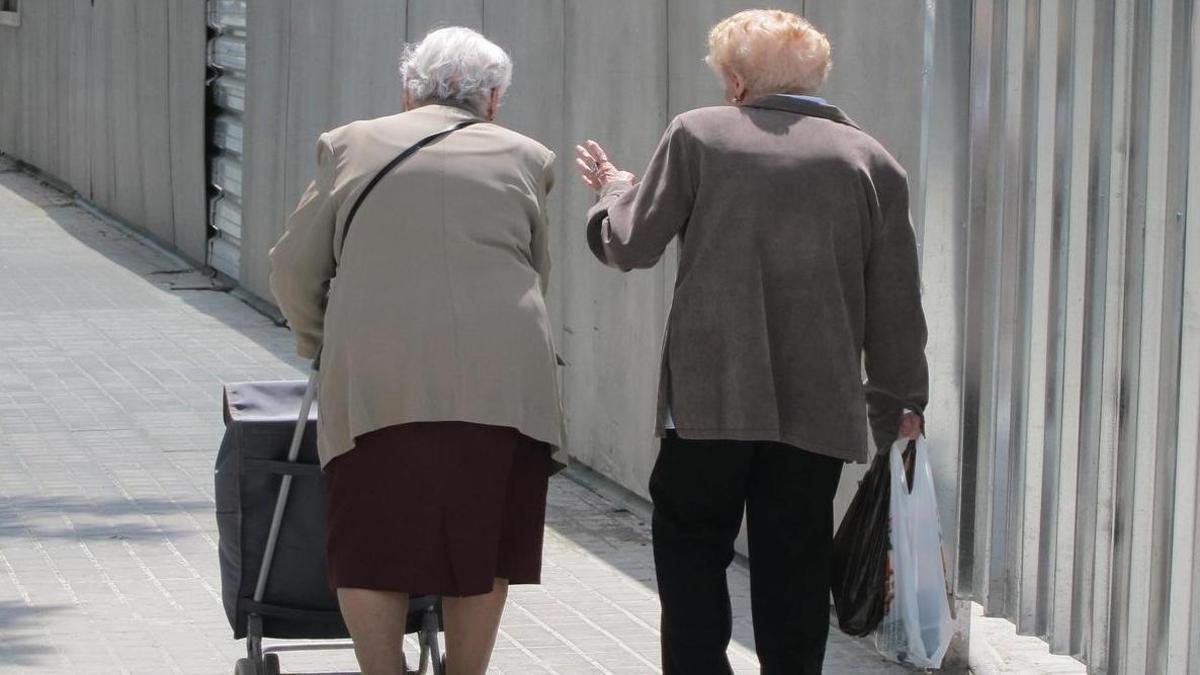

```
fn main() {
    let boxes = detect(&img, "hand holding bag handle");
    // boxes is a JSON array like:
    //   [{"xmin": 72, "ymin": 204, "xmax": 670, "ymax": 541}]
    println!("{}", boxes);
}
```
[{"xmin": 254, "ymin": 120, "xmax": 481, "ymax": 606}]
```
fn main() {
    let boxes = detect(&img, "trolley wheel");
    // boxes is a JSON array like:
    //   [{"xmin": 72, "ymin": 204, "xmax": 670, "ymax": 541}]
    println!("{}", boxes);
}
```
[
  {"xmin": 262, "ymin": 653, "xmax": 281, "ymax": 675},
  {"xmin": 234, "ymin": 658, "xmax": 256, "ymax": 675}
]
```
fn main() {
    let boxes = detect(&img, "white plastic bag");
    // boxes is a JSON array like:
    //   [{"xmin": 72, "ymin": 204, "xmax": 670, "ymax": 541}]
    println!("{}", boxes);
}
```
[{"xmin": 874, "ymin": 437, "xmax": 953, "ymax": 668}]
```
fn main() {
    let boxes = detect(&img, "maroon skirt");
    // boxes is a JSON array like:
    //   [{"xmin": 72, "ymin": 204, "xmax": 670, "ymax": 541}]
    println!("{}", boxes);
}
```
[{"xmin": 324, "ymin": 422, "xmax": 551, "ymax": 597}]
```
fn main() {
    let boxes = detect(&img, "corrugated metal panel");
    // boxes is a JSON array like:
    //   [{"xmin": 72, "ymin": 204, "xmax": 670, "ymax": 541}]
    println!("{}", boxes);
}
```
[
  {"xmin": 208, "ymin": 234, "xmax": 241, "ymax": 280},
  {"xmin": 959, "ymin": 1, "xmax": 1198, "ymax": 673},
  {"xmin": 206, "ymin": 0, "xmax": 246, "ymax": 280},
  {"xmin": 212, "ymin": 153, "xmax": 242, "ymax": 199},
  {"xmin": 1170, "ymin": 7, "xmax": 1200, "ymax": 674},
  {"xmin": 210, "ymin": 194, "xmax": 242, "ymax": 241},
  {"xmin": 209, "ymin": 34, "xmax": 246, "ymax": 72},
  {"xmin": 208, "ymin": 0, "xmax": 246, "ymax": 32},
  {"xmin": 211, "ymin": 115, "xmax": 244, "ymax": 156},
  {"xmin": 212, "ymin": 75, "xmax": 245, "ymax": 113}
]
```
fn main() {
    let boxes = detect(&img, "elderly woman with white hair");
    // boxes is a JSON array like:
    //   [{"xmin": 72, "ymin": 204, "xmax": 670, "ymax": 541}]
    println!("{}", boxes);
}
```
[
  {"xmin": 269, "ymin": 27, "xmax": 563, "ymax": 675},
  {"xmin": 576, "ymin": 10, "xmax": 927, "ymax": 674}
]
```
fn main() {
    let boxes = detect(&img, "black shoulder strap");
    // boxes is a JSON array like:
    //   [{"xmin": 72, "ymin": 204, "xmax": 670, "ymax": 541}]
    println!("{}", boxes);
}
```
[{"xmin": 337, "ymin": 119, "xmax": 480, "ymax": 257}]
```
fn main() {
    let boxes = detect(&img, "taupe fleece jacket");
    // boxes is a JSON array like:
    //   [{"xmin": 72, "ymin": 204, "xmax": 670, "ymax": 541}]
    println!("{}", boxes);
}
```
[{"xmin": 586, "ymin": 94, "xmax": 928, "ymax": 462}]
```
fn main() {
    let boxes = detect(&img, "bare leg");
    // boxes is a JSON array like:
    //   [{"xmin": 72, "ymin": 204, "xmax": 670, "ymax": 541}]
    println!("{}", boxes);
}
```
[
  {"xmin": 337, "ymin": 587, "xmax": 409, "ymax": 675},
  {"xmin": 442, "ymin": 578, "xmax": 510, "ymax": 675}
]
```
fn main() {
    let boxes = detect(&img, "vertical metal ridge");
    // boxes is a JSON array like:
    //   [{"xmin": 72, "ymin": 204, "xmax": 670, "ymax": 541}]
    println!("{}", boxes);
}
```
[
  {"xmin": 984, "ymin": 0, "xmax": 1022, "ymax": 614},
  {"xmin": 1069, "ymin": 0, "xmax": 1113, "ymax": 662},
  {"xmin": 960, "ymin": 0, "xmax": 998, "ymax": 602},
  {"xmin": 1059, "ymin": 0, "xmax": 1098, "ymax": 658},
  {"xmin": 1145, "ymin": 1, "xmax": 1195, "ymax": 671},
  {"xmin": 1107, "ymin": 0, "xmax": 1152, "ymax": 671},
  {"xmin": 1115, "ymin": 0, "xmax": 1176, "ymax": 670},
  {"xmin": 990, "ymin": 0, "xmax": 1026, "ymax": 618},
  {"xmin": 1164, "ymin": 1, "xmax": 1200, "ymax": 672},
  {"xmin": 975, "ymin": 0, "xmax": 1004, "ymax": 614},
  {"xmin": 1085, "ymin": 0, "xmax": 1136, "ymax": 670},
  {"xmin": 1002, "ymin": 0, "xmax": 1041, "ymax": 631},
  {"xmin": 1014, "ymin": 0, "xmax": 1058, "ymax": 634},
  {"xmin": 1043, "ymin": 0, "xmax": 1087, "ymax": 652}
]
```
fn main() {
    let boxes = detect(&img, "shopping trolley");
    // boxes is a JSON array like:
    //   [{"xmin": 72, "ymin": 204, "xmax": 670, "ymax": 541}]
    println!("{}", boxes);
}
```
[{"xmin": 215, "ymin": 373, "xmax": 444, "ymax": 675}]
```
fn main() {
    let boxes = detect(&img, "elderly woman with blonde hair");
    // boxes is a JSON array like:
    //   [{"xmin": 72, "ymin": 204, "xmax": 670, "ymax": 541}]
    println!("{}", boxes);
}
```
[
  {"xmin": 576, "ymin": 10, "xmax": 927, "ymax": 674},
  {"xmin": 270, "ymin": 27, "xmax": 563, "ymax": 675}
]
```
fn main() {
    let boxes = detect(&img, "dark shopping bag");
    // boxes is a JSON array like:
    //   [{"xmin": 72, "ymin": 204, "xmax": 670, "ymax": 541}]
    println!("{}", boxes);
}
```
[
  {"xmin": 215, "ymin": 380, "xmax": 347, "ymax": 640},
  {"xmin": 830, "ymin": 448, "xmax": 892, "ymax": 636}
]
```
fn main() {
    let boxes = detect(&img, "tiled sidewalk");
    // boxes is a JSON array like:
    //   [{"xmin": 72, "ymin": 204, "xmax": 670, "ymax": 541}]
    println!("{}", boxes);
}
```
[{"xmin": 0, "ymin": 161, "xmax": 907, "ymax": 674}]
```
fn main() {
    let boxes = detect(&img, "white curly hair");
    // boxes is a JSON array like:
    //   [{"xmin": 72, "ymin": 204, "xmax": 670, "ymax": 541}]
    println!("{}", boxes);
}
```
[{"xmin": 400, "ymin": 27, "xmax": 513, "ymax": 117}]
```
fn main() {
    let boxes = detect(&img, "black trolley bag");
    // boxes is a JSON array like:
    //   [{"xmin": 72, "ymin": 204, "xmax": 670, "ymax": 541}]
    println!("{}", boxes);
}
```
[{"xmin": 214, "ymin": 120, "xmax": 480, "ymax": 675}]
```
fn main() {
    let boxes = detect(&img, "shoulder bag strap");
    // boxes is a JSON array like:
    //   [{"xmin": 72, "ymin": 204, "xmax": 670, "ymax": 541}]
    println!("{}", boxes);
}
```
[{"xmin": 337, "ymin": 119, "xmax": 480, "ymax": 258}]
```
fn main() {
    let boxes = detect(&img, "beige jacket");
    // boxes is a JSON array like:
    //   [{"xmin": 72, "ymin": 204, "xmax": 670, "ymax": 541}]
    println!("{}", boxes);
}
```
[
  {"xmin": 270, "ymin": 104, "xmax": 565, "ymax": 469},
  {"xmin": 586, "ymin": 95, "xmax": 928, "ymax": 462}
]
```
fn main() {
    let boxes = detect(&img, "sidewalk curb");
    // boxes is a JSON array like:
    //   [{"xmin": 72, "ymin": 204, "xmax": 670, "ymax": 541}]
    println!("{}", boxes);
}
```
[
  {"xmin": 966, "ymin": 603, "xmax": 1088, "ymax": 674},
  {"xmin": 561, "ymin": 462, "xmax": 654, "ymax": 524},
  {"xmin": 968, "ymin": 622, "xmax": 1007, "ymax": 675}
]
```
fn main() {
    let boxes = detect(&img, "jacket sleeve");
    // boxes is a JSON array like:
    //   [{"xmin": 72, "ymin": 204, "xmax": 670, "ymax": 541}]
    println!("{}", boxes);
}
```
[
  {"xmin": 863, "ymin": 163, "xmax": 929, "ymax": 452},
  {"xmin": 531, "ymin": 151, "xmax": 556, "ymax": 294},
  {"xmin": 268, "ymin": 133, "xmax": 338, "ymax": 359},
  {"xmin": 585, "ymin": 116, "xmax": 695, "ymax": 270}
]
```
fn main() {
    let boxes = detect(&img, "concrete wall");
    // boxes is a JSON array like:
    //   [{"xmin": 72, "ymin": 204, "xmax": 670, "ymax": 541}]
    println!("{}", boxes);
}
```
[
  {"xmin": 241, "ymin": 1, "xmax": 411, "ymax": 297},
  {"xmin": 0, "ymin": 0, "xmax": 208, "ymax": 262}
]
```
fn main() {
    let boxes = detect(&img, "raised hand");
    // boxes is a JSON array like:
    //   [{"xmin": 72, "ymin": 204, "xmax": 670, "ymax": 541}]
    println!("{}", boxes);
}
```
[{"xmin": 574, "ymin": 140, "xmax": 636, "ymax": 193}]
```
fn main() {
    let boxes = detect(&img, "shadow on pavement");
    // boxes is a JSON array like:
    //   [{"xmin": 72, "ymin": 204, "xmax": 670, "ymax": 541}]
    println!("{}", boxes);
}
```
[
  {"xmin": 542, "ymin": 471, "xmax": 765, "ymax": 655},
  {"xmin": 0, "ymin": 601, "xmax": 70, "ymax": 666},
  {"xmin": 543, "ymin": 469, "xmax": 907, "ymax": 672},
  {"xmin": 0, "ymin": 495, "xmax": 211, "ymax": 541}
]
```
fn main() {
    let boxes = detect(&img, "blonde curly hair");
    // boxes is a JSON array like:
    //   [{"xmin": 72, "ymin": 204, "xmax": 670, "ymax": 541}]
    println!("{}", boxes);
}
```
[{"xmin": 706, "ymin": 9, "xmax": 831, "ymax": 97}]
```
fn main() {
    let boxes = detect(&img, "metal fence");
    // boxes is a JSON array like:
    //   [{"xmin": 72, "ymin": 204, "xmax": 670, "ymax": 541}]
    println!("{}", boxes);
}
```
[{"xmin": 957, "ymin": 1, "xmax": 1199, "ymax": 672}]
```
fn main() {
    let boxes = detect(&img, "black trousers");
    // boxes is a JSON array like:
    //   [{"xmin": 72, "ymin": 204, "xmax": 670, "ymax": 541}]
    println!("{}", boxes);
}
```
[{"xmin": 650, "ymin": 431, "xmax": 844, "ymax": 675}]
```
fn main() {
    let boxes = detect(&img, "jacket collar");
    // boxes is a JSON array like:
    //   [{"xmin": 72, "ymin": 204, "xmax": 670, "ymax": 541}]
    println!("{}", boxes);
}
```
[
  {"xmin": 743, "ymin": 94, "xmax": 860, "ymax": 130},
  {"xmin": 406, "ymin": 102, "xmax": 485, "ymax": 124}
]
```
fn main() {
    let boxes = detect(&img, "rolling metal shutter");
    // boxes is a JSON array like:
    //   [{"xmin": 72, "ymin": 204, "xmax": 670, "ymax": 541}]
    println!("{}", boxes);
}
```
[{"xmin": 206, "ymin": 0, "xmax": 246, "ymax": 280}]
